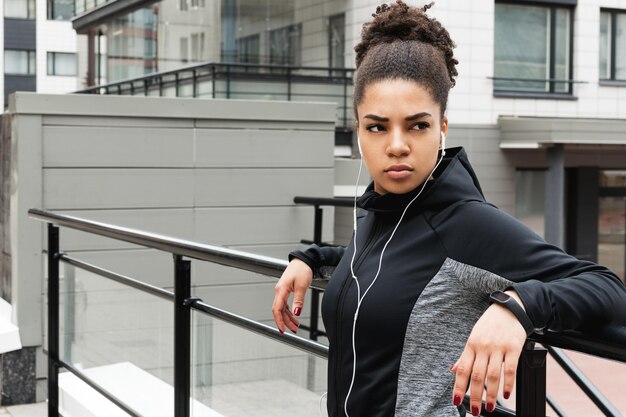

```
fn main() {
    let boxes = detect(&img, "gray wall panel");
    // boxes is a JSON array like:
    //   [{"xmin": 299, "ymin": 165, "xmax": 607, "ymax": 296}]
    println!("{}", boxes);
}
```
[
  {"xmin": 43, "ymin": 126, "xmax": 195, "ymax": 167},
  {"xmin": 4, "ymin": 19, "xmax": 36, "ymax": 49},
  {"xmin": 42, "ymin": 116, "xmax": 194, "ymax": 128},
  {"xmin": 194, "ymin": 168, "xmax": 334, "ymax": 207},
  {"xmin": 195, "ymin": 130, "xmax": 334, "ymax": 168},
  {"xmin": 43, "ymin": 169, "xmax": 195, "ymax": 209}
]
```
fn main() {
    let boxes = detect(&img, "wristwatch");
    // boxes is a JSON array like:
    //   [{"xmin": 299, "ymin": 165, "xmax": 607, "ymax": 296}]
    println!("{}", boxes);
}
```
[{"xmin": 489, "ymin": 291, "xmax": 535, "ymax": 337}]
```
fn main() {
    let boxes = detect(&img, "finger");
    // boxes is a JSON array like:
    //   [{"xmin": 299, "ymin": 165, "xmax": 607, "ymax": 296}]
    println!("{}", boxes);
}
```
[
  {"xmin": 452, "ymin": 349, "xmax": 475, "ymax": 408},
  {"xmin": 469, "ymin": 354, "xmax": 489, "ymax": 416},
  {"xmin": 282, "ymin": 304, "xmax": 300, "ymax": 333},
  {"xmin": 291, "ymin": 281, "xmax": 308, "ymax": 317},
  {"xmin": 484, "ymin": 352, "xmax": 504, "ymax": 413},
  {"xmin": 502, "ymin": 350, "xmax": 521, "ymax": 400},
  {"xmin": 272, "ymin": 286, "xmax": 291, "ymax": 333}
]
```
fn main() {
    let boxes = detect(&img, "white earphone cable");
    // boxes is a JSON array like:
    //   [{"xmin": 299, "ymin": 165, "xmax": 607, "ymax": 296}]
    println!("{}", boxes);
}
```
[{"xmin": 344, "ymin": 138, "xmax": 446, "ymax": 417}]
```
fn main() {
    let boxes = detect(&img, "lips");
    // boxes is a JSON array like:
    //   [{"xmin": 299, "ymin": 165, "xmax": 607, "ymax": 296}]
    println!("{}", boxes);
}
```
[{"xmin": 384, "ymin": 164, "xmax": 413, "ymax": 180}]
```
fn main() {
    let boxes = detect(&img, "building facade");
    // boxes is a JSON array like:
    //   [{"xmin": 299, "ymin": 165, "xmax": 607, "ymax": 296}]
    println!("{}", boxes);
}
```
[
  {"xmin": 68, "ymin": 0, "xmax": 626, "ymax": 282},
  {"xmin": 2, "ymin": 0, "xmax": 79, "ymax": 108}
]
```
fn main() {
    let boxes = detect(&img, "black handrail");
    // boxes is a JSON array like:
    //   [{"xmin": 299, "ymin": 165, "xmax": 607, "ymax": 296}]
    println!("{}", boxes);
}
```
[{"xmin": 29, "ymin": 208, "xmax": 327, "ymax": 290}]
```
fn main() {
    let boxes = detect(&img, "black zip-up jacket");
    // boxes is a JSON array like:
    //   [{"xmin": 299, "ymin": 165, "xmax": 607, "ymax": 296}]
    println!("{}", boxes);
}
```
[{"xmin": 290, "ymin": 147, "xmax": 626, "ymax": 417}]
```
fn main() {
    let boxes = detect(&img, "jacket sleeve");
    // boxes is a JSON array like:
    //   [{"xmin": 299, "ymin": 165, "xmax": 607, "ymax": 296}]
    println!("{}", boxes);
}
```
[
  {"xmin": 434, "ymin": 201, "xmax": 626, "ymax": 333},
  {"xmin": 289, "ymin": 244, "xmax": 346, "ymax": 277}
]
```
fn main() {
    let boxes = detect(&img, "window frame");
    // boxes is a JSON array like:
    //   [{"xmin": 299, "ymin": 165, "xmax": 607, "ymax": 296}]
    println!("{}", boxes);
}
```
[
  {"xmin": 600, "ymin": 8, "xmax": 626, "ymax": 83},
  {"xmin": 4, "ymin": 0, "xmax": 36, "ymax": 19},
  {"xmin": 46, "ymin": 52, "xmax": 77, "ymax": 76},
  {"xmin": 494, "ymin": 0, "xmax": 575, "ymax": 98}
]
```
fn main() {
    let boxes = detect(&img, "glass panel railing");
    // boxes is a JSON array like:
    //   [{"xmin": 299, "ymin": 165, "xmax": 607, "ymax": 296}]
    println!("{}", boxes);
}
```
[
  {"xmin": 191, "ymin": 310, "xmax": 327, "ymax": 417},
  {"xmin": 58, "ymin": 261, "xmax": 175, "ymax": 416}
]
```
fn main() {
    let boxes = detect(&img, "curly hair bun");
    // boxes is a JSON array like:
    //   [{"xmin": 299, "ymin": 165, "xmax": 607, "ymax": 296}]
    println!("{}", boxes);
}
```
[{"xmin": 352, "ymin": 1, "xmax": 459, "ymax": 117}]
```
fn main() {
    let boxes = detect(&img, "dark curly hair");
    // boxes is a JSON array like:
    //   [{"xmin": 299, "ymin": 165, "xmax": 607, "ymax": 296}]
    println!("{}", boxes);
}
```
[{"xmin": 353, "ymin": 1, "xmax": 458, "ymax": 119}]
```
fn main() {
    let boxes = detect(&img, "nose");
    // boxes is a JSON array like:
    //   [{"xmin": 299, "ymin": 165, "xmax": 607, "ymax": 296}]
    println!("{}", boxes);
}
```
[{"xmin": 387, "ymin": 129, "xmax": 410, "ymax": 157}]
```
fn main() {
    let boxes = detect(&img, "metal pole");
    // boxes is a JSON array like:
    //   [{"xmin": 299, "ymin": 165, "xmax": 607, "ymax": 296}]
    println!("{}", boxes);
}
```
[
  {"xmin": 174, "ymin": 255, "xmax": 191, "ymax": 417},
  {"xmin": 545, "ymin": 144, "xmax": 565, "ymax": 248},
  {"xmin": 309, "ymin": 206, "xmax": 323, "ymax": 341},
  {"xmin": 516, "ymin": 341, "xmax": 547, "ymax": 417},
  {"xmin": 48, "ymin": 224, "xmax": 60, "ymax": 417}
]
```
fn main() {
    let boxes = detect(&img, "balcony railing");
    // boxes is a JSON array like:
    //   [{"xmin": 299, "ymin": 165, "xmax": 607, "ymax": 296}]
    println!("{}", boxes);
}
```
[
  {"xmin": 29, "ymin": 207, "xmax": 626, "ymax": 417},
  {"xmin": 74, "ymin": 62, "xmax": 355, "ymax": 135}
]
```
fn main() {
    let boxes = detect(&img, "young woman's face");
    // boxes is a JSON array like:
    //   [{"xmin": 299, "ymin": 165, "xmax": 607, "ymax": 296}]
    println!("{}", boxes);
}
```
[{"xmin": 356, "ymin": 79, "xmax": 448, "ymax": 195}]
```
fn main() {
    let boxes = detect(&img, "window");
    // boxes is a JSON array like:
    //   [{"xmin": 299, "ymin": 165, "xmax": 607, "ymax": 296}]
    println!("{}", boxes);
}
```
[
  {"xmin": 47, "ymin": 0, "xmax": 73, "ymax": 20},
  {"xmin": 190, "ymin": 0, "xmax": 204, "ymax": 8},
  {"xmin": 179, "ymin": 0, "xmax": 187, "ymax": 11},
  {"xmin": 180, "ymin": 37, "xmax": 189, "ymax": 63},
  {"xmin": 4, "ymin": 50, "xmax": 36, "ymax": 75},
  {"xmin": 190, "ymin": 32, "xmax": 205, "ymax": 62},
  {"xmin": 236, "ymin": 34, "xmax": 260, "ymax": 64},
  {"xmin": 47, "ymin": 52, "xmax": 77, "ymax": 76},
  {"xmin": 600, "ymin": 9, "xmax": 626, "ymax": 81},
  {"xmin": 4, "ymin": 0, "xmax": 36, "ymax": 19},
  {"xmin": 329, "ymin": 14, "xmax": 345, "ymax": 69},
  {"xmin": 269, "ymin": 24, "xmax": 302, "ymax": 66},
  {"xmin": 516, "ymin": 170, "xmax": 546, "ymax": 238},
  {"xmin": 494, "ymin": 2, "xmax": 572, "ymax": 95}
]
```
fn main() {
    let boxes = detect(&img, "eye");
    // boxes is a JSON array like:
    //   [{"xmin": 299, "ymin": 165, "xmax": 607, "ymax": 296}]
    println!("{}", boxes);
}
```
[
  {"xmin": 365, "ymin": 124, "xmax": 385, "ymax": 133},
  {"xmin": 411, "ymin": 122, "xmax": 430, "ymax": 131}
]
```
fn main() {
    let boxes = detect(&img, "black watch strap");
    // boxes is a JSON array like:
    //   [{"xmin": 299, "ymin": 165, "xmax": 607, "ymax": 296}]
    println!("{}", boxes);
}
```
[{"xmin": 489, "ymin": 291, "xmax": 535, "ymax": 336}]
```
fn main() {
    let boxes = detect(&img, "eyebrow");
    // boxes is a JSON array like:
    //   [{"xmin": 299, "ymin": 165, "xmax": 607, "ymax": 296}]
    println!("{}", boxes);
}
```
[{"xmin": 363, "ymin": 112, "xmax": 432, "ymax": 122}]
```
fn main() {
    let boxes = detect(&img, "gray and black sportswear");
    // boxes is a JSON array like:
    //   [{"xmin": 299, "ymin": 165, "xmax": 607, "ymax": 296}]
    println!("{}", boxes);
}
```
[{"xmin": 290, "ymin": 147, "xmax": 626, "ymax": 417}]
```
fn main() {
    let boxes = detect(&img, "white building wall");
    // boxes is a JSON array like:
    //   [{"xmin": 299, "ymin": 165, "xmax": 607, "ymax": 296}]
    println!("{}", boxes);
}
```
[
  {"xmin": 35, "ymin": 0, "xmax": 79, "ymax": 94},
  {"xmin": 345, "ymin": 0, "xmax": 626, "ymax": 125}
]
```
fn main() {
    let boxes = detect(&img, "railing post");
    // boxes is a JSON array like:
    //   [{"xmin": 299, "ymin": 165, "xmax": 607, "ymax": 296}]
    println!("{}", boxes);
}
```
[
  {"xmin": 174, "ymin": 255, "xmax": 191, "ymax": 417},
  {"xmin": 516, "ymin": 341, "xmax": 547, "ymax": 417},
  {"xmin": 48, "ymin": 224, "xmax": 60, "ymax": 417},
  {"xmin": 309, "ymin": 205, "xmax": 323, "ymax": 341}
]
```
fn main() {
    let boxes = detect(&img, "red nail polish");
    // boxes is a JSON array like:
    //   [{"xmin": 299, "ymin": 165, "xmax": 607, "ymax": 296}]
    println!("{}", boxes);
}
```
[
  {"xmin": 486, "ymin": 402, "xmax": 495, "ymax": 412},
  {"xmin": 472, "ymin": 406, "xmax": 479, "ymax": 416},
  {"xmin": 294, "ymin": 307, "xmax": 301, "ymax": 316},
  {"xmin": 453, "ymin": 395, "xmax": 461, "ymax": 406},
  {"xmin": 504, "ymin": 391, "xmax": 510, "ymax": 399},
  {"xmin": 450, "ymin": 364, "xmax": 454, "ymax": 372}
]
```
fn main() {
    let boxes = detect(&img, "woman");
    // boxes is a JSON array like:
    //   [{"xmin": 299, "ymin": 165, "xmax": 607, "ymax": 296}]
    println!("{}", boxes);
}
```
[{"xmin": 272, "ymin": 2, "xmax": 626, "ymax": 416}]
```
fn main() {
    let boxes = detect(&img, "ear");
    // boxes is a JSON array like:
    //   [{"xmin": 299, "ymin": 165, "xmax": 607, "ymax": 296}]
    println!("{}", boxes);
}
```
[{"xmin": 440, "ymin": 117, "xmax": 449, "ymax": 147}]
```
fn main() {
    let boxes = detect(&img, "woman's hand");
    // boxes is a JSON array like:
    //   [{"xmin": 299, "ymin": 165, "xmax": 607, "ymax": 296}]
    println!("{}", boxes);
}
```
[
  {"xmin": 272, "ymin": 258, "xmax": 313, "ymax": 334},
  {"xmin": 451, "ymin": 291, "xmax": 528, "ymax": 416}
]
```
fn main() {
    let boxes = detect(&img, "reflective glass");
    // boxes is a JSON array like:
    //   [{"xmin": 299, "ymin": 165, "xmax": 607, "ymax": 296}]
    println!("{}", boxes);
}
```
[
  {"xmin": 48, "ymin": 0, "xmax": 74, "ymax": 20},
  {"xmin": 4, "ymin": 0, "xmax": 35, "ymax": 18},
  {"xmin": 191, "ymin": 311, "xmax": 327, "ymax": 417},
  {"xmin": 554, "ymin": 8, "xmax": 570, "ymax": 93},
  {"xmin": 616, "ymin": 14, "xmax": 626, "ymax": 80},
  {"xmin": 4, "ymin": 50, "xmax": 35, "ymax": 75},
  {"xmin": 57, "ymin": 260, "xmax": 175, "ymax": 415},
  {"xmin": 103, "ymin": 0, "xmax": 345, "ymax": 83},
  {"xmin": 599, "ymin": 11, "xmax": 611, "ymax": 79},
  {"xmin": 47, "ymin": 52, "xmax": 77, "ymax": 76},
  {"xmin": 495, "ymin": 4, "xmax": 549, "ymax": 92},
  {"xmin": 515, "ymin": 170, "xmax": 546, "ymax": 238}
]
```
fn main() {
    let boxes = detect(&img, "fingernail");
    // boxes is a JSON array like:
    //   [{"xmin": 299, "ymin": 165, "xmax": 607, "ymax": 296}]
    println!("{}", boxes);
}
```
[
  {"xmin": 504, "ymin": 391, "xmax": 510, "ymax": 399},
  {"xmin": 449, "ymin": 364, "xmax": 454, "ymax": 372},
  {"xmin": 453, "ymin": 395, "xmax": 461, "ymax": 406},
  {"xmin": 291, "ymin": 327, "xmax": 297, "ymax": 334},
  {"xmin": 472, "ymin": 406, "xmax": 479, "ymax": 416},
  {"xmin": 294, "ymin": 307, "xmax": 301, "ymax": 316},
  {"xmin": 486, "ymin": 402, "xmax": 495, "ymax": 412}
]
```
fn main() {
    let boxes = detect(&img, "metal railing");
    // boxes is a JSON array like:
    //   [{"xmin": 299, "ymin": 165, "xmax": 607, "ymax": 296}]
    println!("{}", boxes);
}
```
[
  {"xmin": 29, "ymin": 208, "xmax": 328, "ymax": 417},
  {"xmin": 74, "ymin": 61, "xmax": 355, "ymax": 132},
  {"xmin": 293, "ymin": 196, "xmax": 626, "ymax": 417},
  {"xmin": 29, "ymin": 207, "xmax": 626, "ymax": 417}
]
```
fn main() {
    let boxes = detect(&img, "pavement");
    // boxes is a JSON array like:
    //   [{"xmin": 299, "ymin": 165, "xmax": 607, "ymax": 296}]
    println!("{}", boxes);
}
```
[{"xmin": 0, "ymin": 403, "xmax": 46, "ymax": 417}]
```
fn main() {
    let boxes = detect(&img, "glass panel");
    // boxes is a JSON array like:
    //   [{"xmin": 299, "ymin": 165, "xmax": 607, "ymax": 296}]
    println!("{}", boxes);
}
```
[
  {"xmin": 515, "ymin": 170, "xmax": 546, "ymax": 238},
  {"xmin": 554, "ymin": 8, "xmax": 570, "ymax": 93},
  {"xmin": 599, "ymin": 11, "xmax": 611, "ymax": 79},
  {"xmin": 4, "ymin": 0, "xmax": 28, "ymax": 18},
  {"xmin": 58, "ymin": 260, "xmax": 175, "ymax": 415},
  {"xmin": 598, "ymin": 196, "xmax": 625, "ymax": 281},
  {"xmin": 236, "ymin": 34, "xmax": 260, "ymax": 64},
  {"xmin": 616, "ymin": 13, "xmax": 626, "ymax": 80},
  {"xmin": 329, "ymin": 14, "xmax": 345, "ymax": 69},
  {"xmin": 269, "ymin": 24, "xmax": 302, "ymax": 66},
  {"xmin": 49, "ymin": 0, "xmax": 74, "ymax": 20},
  {"xmin": 5, "ymin": 50, "xmax": 29, "ymax": 75},
  {"xmin": 191, "ymin": 311, "xmax": 327, "ymax": 417},
  {"xmin": 48, "ymin": 52, "xmax": 77, "ymax": 76},
  {"xmin": 494, "ymin": 3, "xmax": 549, "ymax": 92}
]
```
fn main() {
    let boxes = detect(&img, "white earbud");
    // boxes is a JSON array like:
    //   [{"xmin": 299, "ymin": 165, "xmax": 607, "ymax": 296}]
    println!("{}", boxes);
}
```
[
  {"xmin": 440, "ymin": 132, "xmax": 446, "ymax": 156},
  {"xmin": 357, "ymin": 135, "xmax": 363, "ymax": 156}
]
